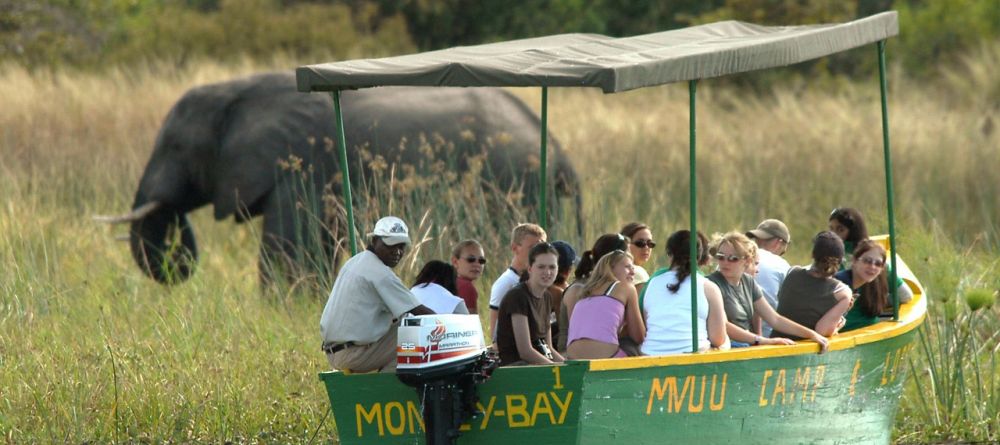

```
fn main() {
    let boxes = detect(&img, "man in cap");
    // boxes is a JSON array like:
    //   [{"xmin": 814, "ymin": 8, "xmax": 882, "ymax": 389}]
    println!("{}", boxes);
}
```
[
  {"xmin": 320, "ymin": 216, "xmax": 434, "ymax": 373},
  {"xmin": 746, "ymin": 219, "xmax": 792, "ymax": 336}
]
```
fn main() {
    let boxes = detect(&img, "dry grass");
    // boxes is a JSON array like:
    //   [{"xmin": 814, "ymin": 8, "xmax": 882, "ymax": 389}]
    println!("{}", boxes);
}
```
[{"xmin": 0, "ymin": 44, "xmax": 997, "ymax": 442}]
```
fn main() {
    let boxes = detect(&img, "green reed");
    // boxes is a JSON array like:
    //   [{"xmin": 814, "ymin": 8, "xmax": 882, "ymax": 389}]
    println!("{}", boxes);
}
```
[{"xmin": 893, "ymin": 224, "xmax": 1000, "ymax": 443}]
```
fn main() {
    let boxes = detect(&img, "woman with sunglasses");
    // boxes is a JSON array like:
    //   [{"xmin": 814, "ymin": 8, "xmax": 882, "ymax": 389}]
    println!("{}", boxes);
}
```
[
  {"xmin": 641, "ymin": 230, "xmax": 729, "ymax": 355},
  {"xmin": 834, "ymin": 240, "xmax": 913, "ymax": 332},
  {"xmin": 621, "ymin": 222, "xmax": 656, "ymax": 285},
  {"xmin": 451, "ymin": 239, "xmax": 486, "ymax": 314},
  {"xmin": 557, "ymin": 233, "xmax": 629, "ymax": 351},
  {"xmin": 707, "ymin": 232, "xmax": 829, "ymax": 351},
  {"xmin": 772, "ymin": 231, "xmax": 854, "ymax": 340},
  {"xmin": 565, "ymin": 250, "xmax": 644, "ymax": 359},
  {"xmin": 495, "ymin": 243, "xmax": 565, "ymax": 366}
]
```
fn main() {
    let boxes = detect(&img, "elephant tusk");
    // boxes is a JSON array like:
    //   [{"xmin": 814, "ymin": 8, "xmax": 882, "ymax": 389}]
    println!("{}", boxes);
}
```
[
  {"xmin": 92, "ymin": 201, "xmax": 162, "ymax": 224},
  {"xmin": 114, "ymin": 234, "xmax": 130, "ymax": 242}
]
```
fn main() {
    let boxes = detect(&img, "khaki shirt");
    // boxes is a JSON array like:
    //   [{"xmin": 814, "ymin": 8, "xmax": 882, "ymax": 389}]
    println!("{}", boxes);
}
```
[{"xmin": 320, "ymin": 250, "xmax": 421, "ymax": 344}]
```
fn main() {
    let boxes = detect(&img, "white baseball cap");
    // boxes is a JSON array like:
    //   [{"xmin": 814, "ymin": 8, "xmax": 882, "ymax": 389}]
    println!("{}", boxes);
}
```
[{"xmin": 367, "ymin": 216, "xmax": 410, "ymax": 246}]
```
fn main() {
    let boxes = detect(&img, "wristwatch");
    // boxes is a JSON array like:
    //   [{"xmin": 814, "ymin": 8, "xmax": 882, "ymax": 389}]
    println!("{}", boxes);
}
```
[{"xmin": 753, "ymin": 335, "xmax": 761, "ymax": 345}]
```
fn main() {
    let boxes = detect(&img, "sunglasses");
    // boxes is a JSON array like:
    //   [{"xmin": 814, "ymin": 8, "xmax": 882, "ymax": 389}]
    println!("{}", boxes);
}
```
[
  {"xmin": 858, "ymin": 257, "xmax": 884, "ymax": 268},
  {"xmin": 464, "ymin": 256, "xmax": 487, "ymax": 265},
  {"xmin": 713, "ymin": 253, "xmax": 745, "ymax": 263},
  {"xmin": 632, "ymin": 240, "xmax": 657, "ymax": 249}
]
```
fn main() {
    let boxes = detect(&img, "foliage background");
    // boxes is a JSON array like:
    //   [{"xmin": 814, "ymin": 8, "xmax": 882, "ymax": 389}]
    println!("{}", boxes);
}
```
[{"xmin": 2, "ymin": 0, "xmax": 998, "ymax": 80}]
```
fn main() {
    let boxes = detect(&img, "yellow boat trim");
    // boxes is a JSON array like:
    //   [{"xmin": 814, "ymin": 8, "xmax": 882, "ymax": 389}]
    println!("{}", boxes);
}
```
[{"xmin": 587, "ymin": 254, "xmax": 927, "ymax": 372}]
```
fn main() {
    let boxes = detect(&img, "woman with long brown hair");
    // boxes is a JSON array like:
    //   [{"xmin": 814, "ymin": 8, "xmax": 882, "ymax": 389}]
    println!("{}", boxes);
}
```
[
  {"xmin": 640, "ymin": 230, "xmax": 729, "ymax": 355},
  {"xmin": 834, "ymin": 239, "xmax": 913, "ymax": 332},
  {"xmin": 621, "ymin": 222, "xmax": 656, "ymax": 285}
]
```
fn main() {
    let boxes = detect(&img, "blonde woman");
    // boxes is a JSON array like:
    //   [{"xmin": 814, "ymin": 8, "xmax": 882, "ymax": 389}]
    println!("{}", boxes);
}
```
[
  {"xmin": 565, "ymin": 250, "xmax": 645, "ymax": 359},
  {"xmin": 557, "ymin": 233, "xmax": 629, "ymax": 351},
  {"xmin": 707, "ymin": 231, "xmax": 829, "ymax": 352}
]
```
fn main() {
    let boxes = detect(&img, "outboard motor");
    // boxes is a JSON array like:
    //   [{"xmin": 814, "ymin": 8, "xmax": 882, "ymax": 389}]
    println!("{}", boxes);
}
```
[{"xmin": 396, "ymin": 314, "xmax": 498, "ymax": 445}]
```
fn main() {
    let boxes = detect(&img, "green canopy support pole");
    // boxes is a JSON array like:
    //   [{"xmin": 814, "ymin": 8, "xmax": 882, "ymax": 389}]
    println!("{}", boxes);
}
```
[
  {"xmin": 539, "ymin": 87, "xmax": 549, "ymax": 230},
  {"xmin": 876, "ymin": 41, "xmax": 899, "ymax": 321},
  {"xmin": 332, "ymin": 91, "xmax": 358, "ymax": 255},
  {"xmin": 688, "ymin": 80, "xmax": 699, "ymax": 353}
]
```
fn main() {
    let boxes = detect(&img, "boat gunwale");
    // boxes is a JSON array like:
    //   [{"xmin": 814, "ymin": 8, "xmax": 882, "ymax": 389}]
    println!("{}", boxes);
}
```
[{"xmin": 586, "ymin": 288, "xmax": 925, "ymax": 371}]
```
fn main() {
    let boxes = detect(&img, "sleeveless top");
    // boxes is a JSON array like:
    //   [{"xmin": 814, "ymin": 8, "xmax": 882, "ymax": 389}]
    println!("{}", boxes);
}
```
[
  {"xmin": 410, "ymin": 282, "xmax": 468, "ymax": 315},
  {"xmin": 566, "ymin": 282, "xmax": 624, "ymax": 346},
  {"xmin": 772, "ymin": 267, "xmax": 844, "ymax": 339},
  {"xmin": 641, "ymin": 270, "xmax": 709, "ymax": 355}
]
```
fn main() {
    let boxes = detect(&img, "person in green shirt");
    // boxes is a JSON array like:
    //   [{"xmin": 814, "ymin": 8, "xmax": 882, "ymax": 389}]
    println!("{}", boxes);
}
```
[{"xmin": 835, "ymin": 239, "xmax": 913, "ymax": 332}]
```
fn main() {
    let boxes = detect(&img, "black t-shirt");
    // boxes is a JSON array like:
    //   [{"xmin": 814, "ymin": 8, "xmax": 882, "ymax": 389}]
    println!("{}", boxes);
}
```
[{"xmin": 496, "ymin": 283, "xmax": 552, "ymax": 365}]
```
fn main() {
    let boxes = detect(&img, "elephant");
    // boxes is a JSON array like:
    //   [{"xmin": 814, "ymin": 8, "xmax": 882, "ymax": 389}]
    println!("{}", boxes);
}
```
[{"xmin": 99, "ymin": 72, "xmax": 580, "ymax": 285}]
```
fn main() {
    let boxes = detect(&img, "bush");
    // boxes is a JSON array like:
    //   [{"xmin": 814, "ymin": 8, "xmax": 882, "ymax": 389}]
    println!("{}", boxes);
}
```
[
  {"xmin": 896, "ymin": 0, "xmax": 1000, "ymax": 77},
  {"xmin": 0, "ymin": 0, "xmax": 416, "ymax": 69}
]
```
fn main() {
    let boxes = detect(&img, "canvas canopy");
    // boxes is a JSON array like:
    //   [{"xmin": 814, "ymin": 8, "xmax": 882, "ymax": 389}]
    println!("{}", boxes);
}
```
[{"xmin": 297, "ymin": 11, "xmax": 897, "ymax": 93}]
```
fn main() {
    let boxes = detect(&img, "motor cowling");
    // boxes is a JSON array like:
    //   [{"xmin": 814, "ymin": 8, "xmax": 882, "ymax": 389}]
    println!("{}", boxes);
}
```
[{"xmin": 396, "ymin": 314, "xmax": 497, "ymax": 445}]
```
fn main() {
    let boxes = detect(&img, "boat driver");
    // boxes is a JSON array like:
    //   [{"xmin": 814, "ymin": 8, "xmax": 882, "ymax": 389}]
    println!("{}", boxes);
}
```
[{"xmin": 319, "ymin": 216, "xmax": 435, "ymax": 373}]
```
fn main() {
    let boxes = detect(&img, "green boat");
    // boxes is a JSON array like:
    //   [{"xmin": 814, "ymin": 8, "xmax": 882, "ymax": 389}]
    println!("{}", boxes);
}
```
[
  {"xmin": 321, "ymin": 256, "xmax": 923, "ymax": 444},
  {"xmin": 297, "ymin": 11, "xmax": 920, "ymax": 445}
]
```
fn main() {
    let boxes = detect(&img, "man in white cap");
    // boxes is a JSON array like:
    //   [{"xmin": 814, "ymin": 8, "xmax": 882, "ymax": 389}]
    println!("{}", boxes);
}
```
[
  {"xmin": 320, "ymin": 216, "xmax": 434, "ymax": 373},
  {"xmin": 746, "ymin": 219, "xmax": 792, "ymax": 336}
]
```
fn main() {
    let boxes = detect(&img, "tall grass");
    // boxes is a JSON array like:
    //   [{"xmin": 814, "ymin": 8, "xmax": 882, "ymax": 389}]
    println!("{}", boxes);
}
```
[
  {"xmin": 1, "ymin": 43, "xmax": 998, "ymax": 442},
  {"xmin": 895, "ymin": 225, "xmax": 1000, "ymax": 442}
]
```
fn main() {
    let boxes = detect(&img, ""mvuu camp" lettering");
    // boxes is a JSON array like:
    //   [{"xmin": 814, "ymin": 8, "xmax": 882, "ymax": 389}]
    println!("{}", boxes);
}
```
[
  {"xmin": 758, "ymin": 365, "xmax": 826, "ymax": 406},
  {"xmin": 645, "ymin": 373, "xmax": 727, "ymax": 414}
]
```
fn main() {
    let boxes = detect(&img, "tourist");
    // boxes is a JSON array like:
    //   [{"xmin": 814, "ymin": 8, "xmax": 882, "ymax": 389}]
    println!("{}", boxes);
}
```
[
  {"xmin": 829, "ymin": 207, "xmax": 868, "ymax": 268},
  {"xmin": 565, "ymin": 250, "xmax": 645, "ymax": 359},
  {"xmin": 411, "ymin": 260, "xmax": 469, "ymax": 314},
  {"xmin": 641, "ymin": 230, "xmax": 729, "ymax": 355},
  {"xmin": 772, "ymin": 231, "xmax": 853, "ymax": 339},
  {"xmin": 557, "ymin": 233, "xmax": 629, "ymax": 351},
  {"xmin": 745, "ymin": 219, "xmax": 792, "ymax": 337},
  {"xmin": 621, "ymin": 222, "xmax": 656, "ymax": 285},
  {"xmin": 835, "ymin": 239, "xmax": 913, "ymax": 332},
  {"xmin": 489, "ymin": 223, "xmax": 546, "ymax": 335},
  {"xmin": 450, "ymin": 239, "xmax": 486, "ymax": 313},
  {"xmin": 495, "ymin": 243, "xmax": 566, "ymax": 365},
  {"xmin": 548, "ymin": 240, "xmax": 578, "ymax": 345},
  {"xmin": 708, "ymin": 232, "xmax": 829, "ymax": 352}
]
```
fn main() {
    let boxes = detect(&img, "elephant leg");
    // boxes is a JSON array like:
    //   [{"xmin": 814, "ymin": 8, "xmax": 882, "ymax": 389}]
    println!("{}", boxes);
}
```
[{"xmin": 259, "ymin": 178, "xmax": 339, "ymax": 292}]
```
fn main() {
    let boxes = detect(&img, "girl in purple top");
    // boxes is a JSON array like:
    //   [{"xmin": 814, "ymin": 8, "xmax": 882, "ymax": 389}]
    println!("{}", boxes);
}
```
[{"xmin": 565, "ymin": 250, "xmax": 646, "ymax": 359}]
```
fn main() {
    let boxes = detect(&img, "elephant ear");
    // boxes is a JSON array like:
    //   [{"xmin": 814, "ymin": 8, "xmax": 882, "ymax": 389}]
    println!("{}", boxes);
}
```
[
  {"xmin": 211, "ymin": 129, "xmax": 281, "ymax": 221},
  {"xmin": 211, "ymin": 89, "xmax": 333, "ymax": 222}
]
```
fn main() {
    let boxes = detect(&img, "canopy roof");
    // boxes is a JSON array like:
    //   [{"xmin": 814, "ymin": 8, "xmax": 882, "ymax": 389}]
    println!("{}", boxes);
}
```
[{"xmin": 297, "ymin": 12, "xmax": 897, "ymax": 94}]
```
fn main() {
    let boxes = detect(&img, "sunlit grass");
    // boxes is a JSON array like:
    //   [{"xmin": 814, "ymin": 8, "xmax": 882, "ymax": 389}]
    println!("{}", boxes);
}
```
[{"xmin": 1, "ymin": 45, "xmax": 998, "ymax": 442}]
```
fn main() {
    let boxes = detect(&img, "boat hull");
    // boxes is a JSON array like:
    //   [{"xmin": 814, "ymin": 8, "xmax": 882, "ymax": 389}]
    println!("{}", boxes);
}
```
[{"xmin": 322, "ymin": 329, "xmax": 916, "ymax": 444}]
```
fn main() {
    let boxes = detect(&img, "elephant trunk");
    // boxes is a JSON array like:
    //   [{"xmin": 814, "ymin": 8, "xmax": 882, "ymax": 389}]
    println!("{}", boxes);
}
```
[{"xmin": 129, "ymin": 203, "xmax": 198, "ymax": 284}]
